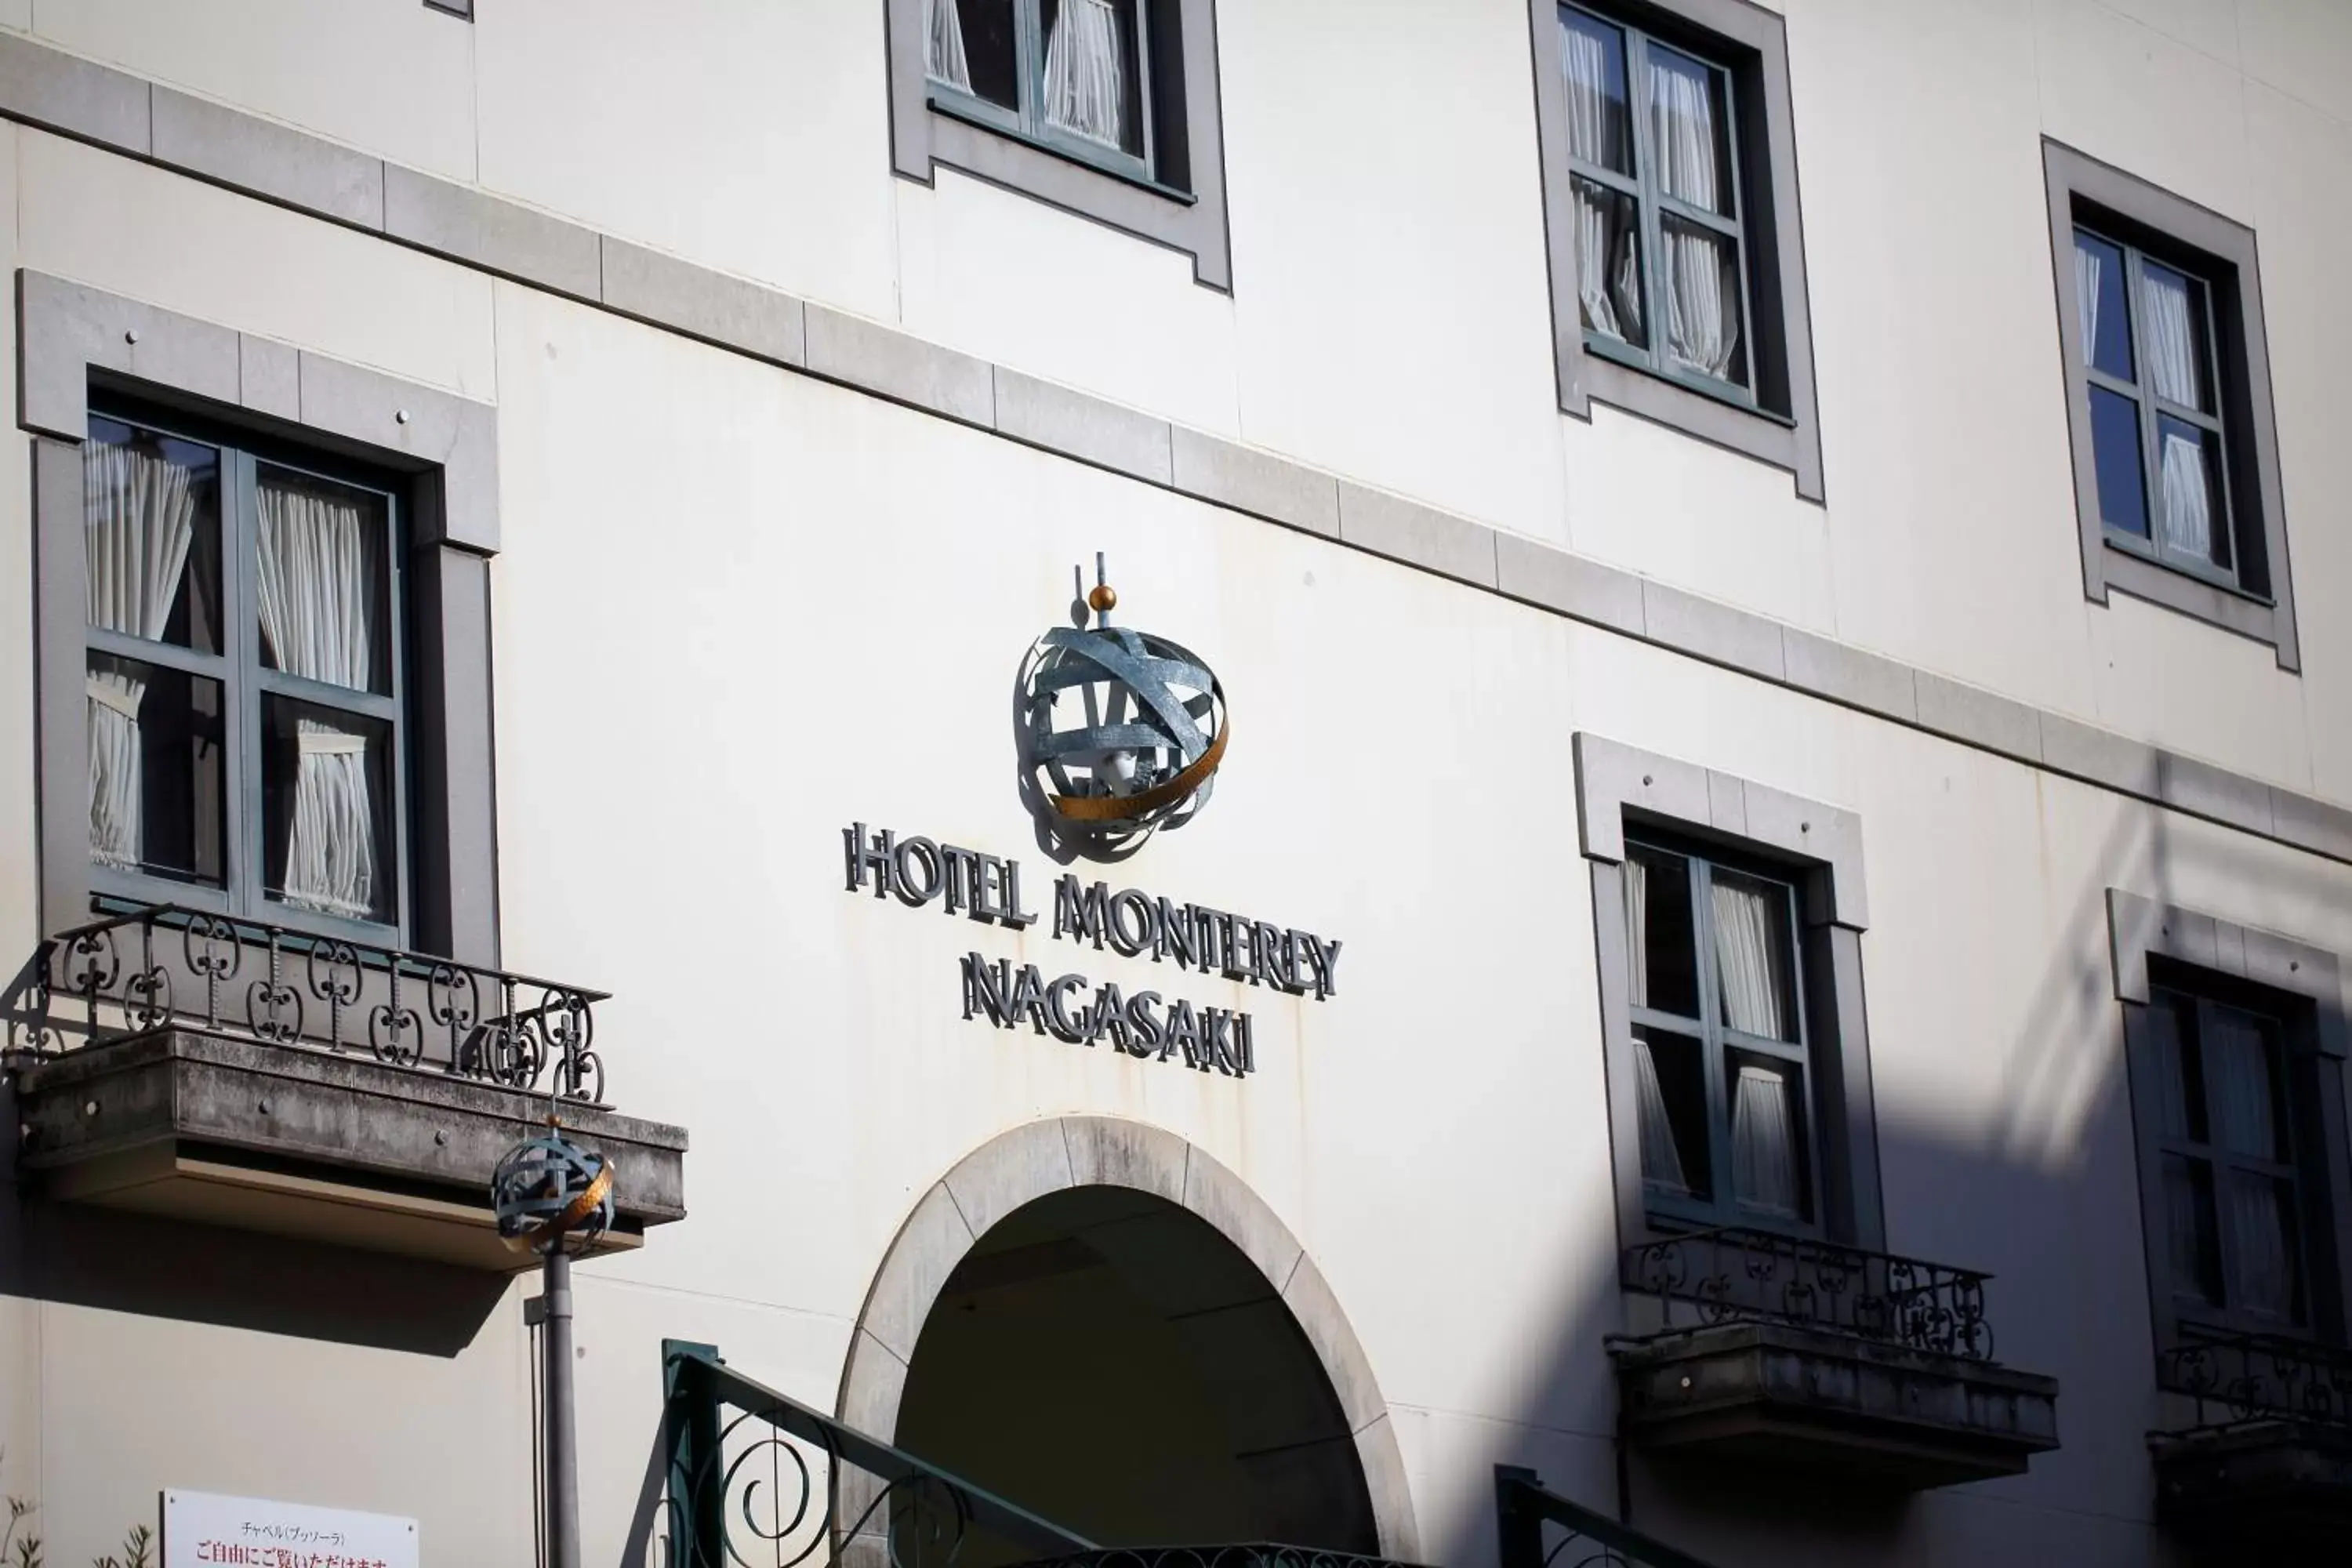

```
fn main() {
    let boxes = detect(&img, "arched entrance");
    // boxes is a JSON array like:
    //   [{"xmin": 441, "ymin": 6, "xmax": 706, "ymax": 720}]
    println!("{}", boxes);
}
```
[{"xmin": 839, "ymin": 1119, "xmax": 1418, "ymax": 1560}]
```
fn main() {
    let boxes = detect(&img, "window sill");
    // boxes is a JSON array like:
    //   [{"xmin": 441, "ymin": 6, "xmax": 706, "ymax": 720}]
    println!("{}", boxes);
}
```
[
  {"xmin": 2103, "ymin": 530, "xmax": 2273, "ymax": 608},
  {"xmin": 1583, "ymin": 332, "xmax": 1781, "ymax": 423},
  {"xmin": 1638, "ymin": 1200, "xmax": 1821, "ymax": 1248},
  {"xmin": 90, "ymin": 878, "xmax": 407, "ymax": 955},
  {"xmin": 926, "ymin": 93, "xmax": 1197, "ymax": 207},
  {"xmin": 1573, "ymin": 344, "xmax": 1820, "ymax": 501},
  {"xmin": 2098, "ymin": 538, "xmax": 2298, "ymax": 671}
]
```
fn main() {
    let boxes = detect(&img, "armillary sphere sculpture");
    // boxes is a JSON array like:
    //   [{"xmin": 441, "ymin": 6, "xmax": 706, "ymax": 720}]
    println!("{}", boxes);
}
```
[
  {"xmin": 492, "ymin": 1119, "xmax": 615, "ymax": 1568},
  {"xmin": 492, "ymin": 1123, "xmax": 615, "ymax": 1254},
  {"xmin": 1023, "ymin": 554, "xmax": 1229, "ymax": 851}
]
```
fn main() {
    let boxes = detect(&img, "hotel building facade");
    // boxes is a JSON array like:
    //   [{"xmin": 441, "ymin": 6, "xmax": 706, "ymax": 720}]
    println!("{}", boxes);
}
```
[{"xmin": 5, "ymin": 2, "xmax": 2352, "ymax": 1564}]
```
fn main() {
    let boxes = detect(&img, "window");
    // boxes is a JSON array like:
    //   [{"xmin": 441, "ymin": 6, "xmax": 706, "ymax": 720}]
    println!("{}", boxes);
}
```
[
  {"xmin": 1624, "ymin": 837, "xmax": 1817, "ymax": 1229},
  {"xmin": 2107, "ymin": 891, "xmax": 2352, "ymax": 1354},
  {"xmin": 2045, "ymin": 142, "xmax": 2299, "ymax": 670},
  {"xmin": 1574, "ymin": 735, "xmax": 1882, "ymax": 1252},
  {"xmin": 887, "ymin": 0, "xmax": 1232, "ymax": 290},
  {"xmin": 1530, "ymin": 0, "xmax": 1824, "ymax": 499},
  {"xmin": 22, "ymin": 274, "xmax": 503, "ymax": 964},
  {"xmin": 1561, "ymin": 7, "xmax": 1751, "ymax": 400},
  {"xmin": 82, "ymin": 406, "xmax": 407, "ymax": 938},
  {"xmin": 2138, "ymin": 982, "xmax": 2308, "ymax": 1333},
  {"xmin": 926, "ymin": 0, "xmax": 1155, "ymax": 184}
]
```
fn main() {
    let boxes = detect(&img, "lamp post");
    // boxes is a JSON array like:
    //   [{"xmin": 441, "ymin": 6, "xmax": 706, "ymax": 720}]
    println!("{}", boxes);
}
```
[{"xmin": 493, "ymin": 1122, "xmax": 615, "ymax": 1568}]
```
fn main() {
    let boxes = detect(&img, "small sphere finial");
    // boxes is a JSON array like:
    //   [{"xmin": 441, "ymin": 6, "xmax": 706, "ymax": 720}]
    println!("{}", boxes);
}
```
[{"xmin": 1088, "ymin": 583, "xmax": 1119, "ymax": 614}]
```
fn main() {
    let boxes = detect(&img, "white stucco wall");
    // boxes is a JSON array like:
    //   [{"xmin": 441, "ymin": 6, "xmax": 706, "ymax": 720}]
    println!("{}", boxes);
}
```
[{"xmin": 2, "ymin": 4, "xmax": 2349, "ymax": 1565}]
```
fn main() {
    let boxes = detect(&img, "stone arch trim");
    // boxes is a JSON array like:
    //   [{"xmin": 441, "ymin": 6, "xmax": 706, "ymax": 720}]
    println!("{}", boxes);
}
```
[{"xmin": 837, "ymin": 1116, "xmax": 1421, "ymax": 1561}]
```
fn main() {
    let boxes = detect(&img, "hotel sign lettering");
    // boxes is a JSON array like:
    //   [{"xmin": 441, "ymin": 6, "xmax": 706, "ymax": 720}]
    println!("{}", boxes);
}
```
[{"xmin": 843, "ymin": 822, "xmax": 1342, "ymax": 1080}]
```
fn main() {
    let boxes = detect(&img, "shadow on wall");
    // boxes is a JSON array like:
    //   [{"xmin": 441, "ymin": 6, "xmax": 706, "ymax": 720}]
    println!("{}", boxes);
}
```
[
  {"xmin": 1423, "ymin": 796, "xmax": 2328, "ymax": 1568},
  {"xmin": 0, "ymin": 1108, "xmax": 509, "ymax": 1357}
]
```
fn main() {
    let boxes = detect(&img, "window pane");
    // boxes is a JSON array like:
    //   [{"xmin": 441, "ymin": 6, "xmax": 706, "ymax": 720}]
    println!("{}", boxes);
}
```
[
  {"xmin": 1560, "ymin": 9, "xmax": 1634, "ymax": 176},
  {"xmin": 2163, "ymin": 1152, "xmax": 2222, "ymax": 1305},
  {"xmin": 1633, "ymin": 1024, "xmax": 1710, "ymax": 1201},
  {"xmin": 2147, "ymin": 989, "xmax": 2208, "ymax": 1144},
  {"xmin": 1647, "ymin": 45, "xmax": 1733, "ymax": 216},
  {"xmin": 1659, "ymin": 217, "xmax": 1746, "ymax": 387},
  {"xmin": 1572, "ymin": 177, "xmax": 1646, "ymax": 348},
  {"xmin": 87, "ymin": 651, "xmax": 223, "ymax": 886},
  {"xmin": 85, "ymin": 416, "xmax": 221, "ymax": 655},
  {"xmin": 2204, "ymin": 1004, "xmax": 2285, "ymax": 1161},
  {"xmin": 2155, "ymin": 416, "xmax": 2227, "ymax": 572},
  {"xmin": 2227, "ymin": 1172, "xmax": 2303, "ymax": 1323},
  {"xmin": 263, "ymin": 695, "xmax": 393, "ymax": 925},
  {"xmin": 256, "ymin": 467, "xmax": 390, "ymax": 697},
  {"xmin": 930, "ymin": 0, "xmax": 1018, "ymax": 111},
  {"xmin": 1042, "ymin": 0, "xmax": 1144, "ymax": 158},
  {"xmin": 2071, "ymin": 231, "xmax": 2132, "ymax": 381},
  {"xmin": 1624, "ymin": 844, "xmax": 1699, "ymax": 1018},
  {"xmin": 2140, "ymin": 260, "xmax": 2212, "ymax": 415},
  {"xmin": 2089, "ymin": 386, "xmax": 2149, "ymax": 538},
  {"xmin": 1729, "ymin": 1049, "xmax": 1807, "ymax": 1221},
  {"xmin": 1710, "ymin": 868, "xmax": 1795, "ymax": 1042}
]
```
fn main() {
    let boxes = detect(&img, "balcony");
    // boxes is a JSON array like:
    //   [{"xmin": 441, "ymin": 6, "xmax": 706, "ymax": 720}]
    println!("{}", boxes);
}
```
[
  {"xmin": 3, "ymin": 903, "xmax": 685, "ymax": 1269},
  {"xmin": 2150, "ymin": 1327, "xmax": 2352, "ymax": 1555},
  {"xmin": 1609, "ymin": 1227, "xmax": 2060, "ymax": 1489}
]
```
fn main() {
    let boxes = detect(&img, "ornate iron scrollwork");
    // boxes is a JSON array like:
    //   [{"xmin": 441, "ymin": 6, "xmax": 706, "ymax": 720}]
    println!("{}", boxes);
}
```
[
  {"xmin": 5, "ymin": 902, "xmax": 614, "ymax": 1105},
  {"xmin": 1621, "ymin": 1227, "xmax": 2000, "ymax": 1363},
  {"xmin": 2157, "ymin": 1327, "xmax": 2352, "ymax": 1433}
]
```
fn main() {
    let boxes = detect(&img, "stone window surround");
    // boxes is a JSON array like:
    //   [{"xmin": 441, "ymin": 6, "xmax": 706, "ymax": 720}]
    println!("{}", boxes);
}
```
[
  {"xmin": 2105, "ymin": 889, "xmax": 2352, "ymax": 1350},
  {"xmin": 0, "ymin": 31, "xmax": 2342, "ymax": 876},
  {"xmin": 1574, "ymin": 732, "xmax": 1884, "ymax": 1254},
  {"xmin": 18, "ymin": 270, "xmax": 503, "ymax": 967},
  {"xmin": 837, "ymin": 1115, "xmax": 1419, "ymax": 1561},
  {"xmin": 1526, "ymin": 0, "xmax": 1827, "ymax": 502},
  {"xmin": 2043, "ymin": 140, "xmax": 2299, "ymax": 672},
  {"xmin": 882, "ymin": 0, "xmax": 1235, "ymax": 292}
]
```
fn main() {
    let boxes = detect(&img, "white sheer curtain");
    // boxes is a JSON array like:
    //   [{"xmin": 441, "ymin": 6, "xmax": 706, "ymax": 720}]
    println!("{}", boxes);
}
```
[
  {"xmin": 1562, "ymin": 21, "xmax": 1639, "ymax": 341},
  {"xmin": 2142, "ymin": 267, "xmax": 2214, "ymax": 562},
  {"xmin": 85, "ymin": 438, "xmax": 199, "ymax": 871},
  {"xmin": 1714, "ymin": 877, "xmax": 1797, "ymax": 1214},
  {"xmin": 1044, "ymin": 0, "xmax": 1125, "ymax": 148},
  {"xmin": 1622, "ymin": 857, "xmax": 1690, "ymax": 1194},
  {"xmin": 2208, "ymin": 1010, "xmax": 2294, "ymax": 1318},
  {"xmin": 1650, "ymin": 53, "xmax": 1740, "ymax": 379},
  {"xmin": 2074, "ymin": 241, "xmax": 2103, "ymax": 363},
  {"xmin": 925, "ymin": 0, "xmax": 972, "ymax": 90},
  {"xmin": 256, "ymin": 481, "xmax": 379, "ymax": 921}
]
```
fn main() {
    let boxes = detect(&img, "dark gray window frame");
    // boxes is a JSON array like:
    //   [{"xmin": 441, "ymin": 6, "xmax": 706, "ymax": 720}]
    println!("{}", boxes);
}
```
[
  {"xmin": 79, "ymin": 401, "xmax": 416, "ymax": 948},
  {"xmin": 423, "ymin": 0, "xmax": 472, "ymax": 17},
  {"xmin": 884, "ymin": 0, "xmax": 1233, "ymax": 292},
  {"xmin": 18, "ymin": 270, "xmax": 504, "ymax": 967},
  {"xmin": 2107, "ymin": 890, "xmax": 2352, "ymax": 1356},
  {"xmin": 1574, "ymin": 734, "xmax": 1882, "ymax": 1254},
  {"xmin": 1528, "ymin": 0, "xmax": 1824, "ymax": 502},
  {"xmin": 2043, "ymin": 140, "xmax": 2299, "ymax": 672},
  {"xmin": 1622, "ymin": 832, "xmax": 1826, "ymax": 1232}
]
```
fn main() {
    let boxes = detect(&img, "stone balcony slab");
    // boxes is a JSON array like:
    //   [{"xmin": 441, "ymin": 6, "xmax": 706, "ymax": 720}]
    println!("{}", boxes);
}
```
[
  {"xmin": 1609, "ymin": 1319, "xmax": 2060, "ymax": 1490},
  {"xmin": 11, "ymin": 1028, "xmax": 686, "ymax": 1271}
]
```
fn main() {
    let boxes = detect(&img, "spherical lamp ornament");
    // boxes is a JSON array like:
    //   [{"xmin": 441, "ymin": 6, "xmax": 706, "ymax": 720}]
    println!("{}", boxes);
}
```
[
  {"xmin": 492, "ymin": 1126, "xmax": 615, "ymax": 1256},
  {"xmin": 1023, "ymin": 555, "xmax": 1229, "ymax": 853}
]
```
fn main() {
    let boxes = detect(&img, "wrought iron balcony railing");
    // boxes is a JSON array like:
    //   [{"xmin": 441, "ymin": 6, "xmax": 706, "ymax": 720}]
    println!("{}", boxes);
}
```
[
  {"xmin": 2156, "ymin": 1324, "xmax": 2352, "ymax": 1435},
  {"xmin": 659, "ymin": 1342, "xmax": 1429, "ymax": 1568},
  {"xmin": 2, "ymin": 902, "xmax": 608, "ymax": 1105},
  {"xmin": 1621, "ymin": 1225, "xmax": 1998, "ymax": 1363}
]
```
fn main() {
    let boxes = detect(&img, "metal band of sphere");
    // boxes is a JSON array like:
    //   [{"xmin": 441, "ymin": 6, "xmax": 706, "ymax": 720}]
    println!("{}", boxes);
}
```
[
  {"xmin": 492, "ymin": 1130, "xmax": 617, "ymax": 1254},
  {"xmin": 1024, "ymin": 618, "xmax": 1229, "ymax": 842}
]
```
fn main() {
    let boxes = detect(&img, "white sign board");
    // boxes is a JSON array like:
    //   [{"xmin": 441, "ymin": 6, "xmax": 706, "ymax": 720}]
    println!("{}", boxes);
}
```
[{"xmin": 162, "ymin": 1489, "xmax": 418, "ymax": 1568}]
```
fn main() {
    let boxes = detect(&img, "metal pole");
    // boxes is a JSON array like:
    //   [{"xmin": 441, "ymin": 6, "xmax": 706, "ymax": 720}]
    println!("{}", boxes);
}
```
[{"xmin": 543, "ymin": 1247, "xmax": 581, "ymax": 1568}]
